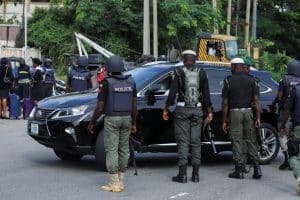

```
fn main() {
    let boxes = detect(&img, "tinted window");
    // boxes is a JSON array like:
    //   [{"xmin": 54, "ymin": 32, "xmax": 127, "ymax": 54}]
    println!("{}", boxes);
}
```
[
  {"xmin": 124, "ymin": 67, "xmax": 167, "ymax": 91},
  {"xmin": 205, "ymin": 69, "xmax": 231, "ymax": 94}
]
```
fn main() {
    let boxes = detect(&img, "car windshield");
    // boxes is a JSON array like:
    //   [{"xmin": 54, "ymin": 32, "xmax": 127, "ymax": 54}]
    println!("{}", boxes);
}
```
[
  {"xmin": 225, "ymin": 40, "xmax": 238, "ymax": 59},
  {"xmin": 124, "ymin": 66, "xmax": 167, "ymax": 90}
]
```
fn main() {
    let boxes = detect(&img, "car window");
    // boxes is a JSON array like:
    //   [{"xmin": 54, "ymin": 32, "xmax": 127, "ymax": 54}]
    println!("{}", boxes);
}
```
[
  {"xmin": 259, "ymin": 82, "xmax": 271, "ymax": 93},
  {"xmin": 205, "ymin": 69, "xmax": 231, "ymax": 94},
  {"xmin": 124, "ymin": 67, "xmax": 167, "ymax": 91}
]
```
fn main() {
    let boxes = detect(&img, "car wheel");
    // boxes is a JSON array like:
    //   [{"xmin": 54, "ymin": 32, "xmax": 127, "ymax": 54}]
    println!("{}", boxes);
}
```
[
  {"xmin": 53, "ymin": 149, "xmax": 83, "ymax": 161},
  {"xmin": 259, "ymin": 123, "xmax": 280, "ymax": 165},
  {"xmin": 95, "ymin": 130, "xmax": 106, "ymax": 171}
]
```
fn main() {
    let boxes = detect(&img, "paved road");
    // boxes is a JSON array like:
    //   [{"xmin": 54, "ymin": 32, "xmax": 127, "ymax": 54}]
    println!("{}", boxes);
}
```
[{"xmin": 0, "ymin": 120, "xmax": 299, "ymax": 200}]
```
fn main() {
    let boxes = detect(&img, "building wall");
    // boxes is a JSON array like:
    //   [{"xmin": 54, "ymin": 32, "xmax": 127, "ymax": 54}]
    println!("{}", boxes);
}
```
[{"xmin": 0, "ymin": 2, "xmax": 51, "ymax": 24}]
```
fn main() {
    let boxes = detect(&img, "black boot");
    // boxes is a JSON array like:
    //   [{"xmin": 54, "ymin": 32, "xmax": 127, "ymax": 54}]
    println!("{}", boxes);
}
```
[
  {"xmin": 172, "ymin": 165, "xmax": 187, "ymax": 183},
  {"xmin": 279, "ymin": 151, "xmax": 292, "ymax": 170},
  {"xmin": 228, "ymin": 165, "xmax": 244, "ymax": 179},
  {"xmin": 191, "ymin": 165, "xmax": 199, "ymax": 183},
  {"xmin": 253, "ymin": 161, "xmax": 262, "ymax": 179}
]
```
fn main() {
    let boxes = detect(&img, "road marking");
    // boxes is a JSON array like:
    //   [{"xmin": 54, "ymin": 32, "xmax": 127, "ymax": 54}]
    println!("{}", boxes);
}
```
[{"xmin": 169, "ymin": 192, "xmax": 189, "ymax": 199}]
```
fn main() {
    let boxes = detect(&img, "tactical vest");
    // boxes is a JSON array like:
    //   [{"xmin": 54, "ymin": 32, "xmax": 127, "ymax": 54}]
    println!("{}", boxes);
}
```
[
  {"xmin": 44, "ymin": 68, "xmax": 55, "ymax": 84},
  {"xmin": 182, "ymin": 66, "xmax": 200, "ymax": 107},
  {"xmin": 104, "ymin": 75, "xmax": 134, "ymax": 116},
  {"xmin": 292, "ymin": 83, "xmax": 300, "ymax": 124},
  {"xmin": 17, "ymin": 65, "xmax": 30, "ymax": 84},
  {"xmin": 283, "ymin": 75, "xmax": 300, "ymax": 101},
  {"xmin": 70, "ymin": 69, "xmax": 90, "ymax": 92}
]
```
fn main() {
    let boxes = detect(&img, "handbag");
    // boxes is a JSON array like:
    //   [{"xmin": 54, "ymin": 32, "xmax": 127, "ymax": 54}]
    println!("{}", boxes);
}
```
[{"xmin": 3, "ymin": 66, "xmax": 11, "ymax": 84}]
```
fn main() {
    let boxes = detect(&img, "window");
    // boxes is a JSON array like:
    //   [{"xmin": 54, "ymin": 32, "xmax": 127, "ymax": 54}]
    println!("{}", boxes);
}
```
[
  {"xmin": 225, "ymin": 40, "xmax": 238, "ymax": 59},
  {"xmin": 205, "ymin": 69, "xmax": 231, "ymax": 94}
]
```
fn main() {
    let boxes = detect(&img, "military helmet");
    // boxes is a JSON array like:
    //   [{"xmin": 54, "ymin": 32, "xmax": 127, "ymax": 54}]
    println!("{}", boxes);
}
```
[
  {"xmin": 0, "ymin": 57, "xmax": 8, "ymax": 66},
  {"xmin": 287, "ymin": 59, "xmax": 300, "ymax": 77},
  {"xmin": 76, "ymin": 56, "xmax": 88, "ymax": 68},
  {"xmin": 106, "ymin": 55, "xmax": 125, "ymax": 73}
]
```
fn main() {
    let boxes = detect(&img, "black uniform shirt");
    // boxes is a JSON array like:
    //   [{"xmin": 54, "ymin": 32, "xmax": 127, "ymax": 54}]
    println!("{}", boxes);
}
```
[
  {"xmin": 284, "ymin": 87, "xmax": 296, "ymax": 113},
  {"xmin": 97, "ymin": 75, "xmax": 137, "ymax": 102},
  {"xmin": 166, "ymin": 66, "xmax": 212, "ymax": 108},
  {"xmin": 222, "ymin": 72, "xmax": 259, "ymax": 109}
]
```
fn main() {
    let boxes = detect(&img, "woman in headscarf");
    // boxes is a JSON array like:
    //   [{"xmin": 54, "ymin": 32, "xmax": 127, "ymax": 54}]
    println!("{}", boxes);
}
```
[{"xmin": 0, "ymin": 58, "xmax": 15, "ymax": 118}]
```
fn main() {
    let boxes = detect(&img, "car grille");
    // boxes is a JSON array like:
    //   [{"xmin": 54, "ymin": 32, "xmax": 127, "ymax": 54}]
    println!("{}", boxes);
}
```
[{"xmin": 34, "ymin": 109, "xmax": 55, "ymax": 121}]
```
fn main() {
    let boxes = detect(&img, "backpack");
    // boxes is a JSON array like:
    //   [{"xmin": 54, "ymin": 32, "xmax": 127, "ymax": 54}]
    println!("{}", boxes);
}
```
[
  {"xmin": 182, "ymin": 66, "xmax": 200, "ymax": 106},
  {"xmin": 283, "ymin": 75, "xmax": 300, "ymax": 99}
]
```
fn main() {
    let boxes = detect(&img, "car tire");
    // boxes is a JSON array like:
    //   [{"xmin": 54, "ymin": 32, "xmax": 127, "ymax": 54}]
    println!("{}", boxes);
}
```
[
  {"xmin": 259, "ymin": 123, "xmax": 280, "ymax": 165},
  {"xmin": 95, "ymin": 130, "xmax": 106, "ymax": 171},
  {"xmin": 53, "ymin": 149, "xmax": 83, "ymax": 161}
]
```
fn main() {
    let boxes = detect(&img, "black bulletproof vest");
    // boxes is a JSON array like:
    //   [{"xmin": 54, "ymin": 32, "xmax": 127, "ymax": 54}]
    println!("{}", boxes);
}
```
[
  {"xmin": 70, "ymin": 69, "xmax": 90, "ymax": 92},
  {"xmin": 292, "ymin": 84, "xmax": 300, "ymax": 124},
  {"xmin": 283, "ymin": 74, "xmax": 300, "ymax": 101},
  {"xmin": 104, "ymin": 75, "xmax": 134, "ymax": 116}
]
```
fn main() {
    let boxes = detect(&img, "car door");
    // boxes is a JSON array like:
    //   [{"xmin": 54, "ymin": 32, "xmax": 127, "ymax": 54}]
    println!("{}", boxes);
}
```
[
  {"xmin": 137, "ymin": 71, "xmax": 176, "ymax": 145},
  {"xmin": 204, "ymin": 68, "xmax": 231, "ymax": 141}
]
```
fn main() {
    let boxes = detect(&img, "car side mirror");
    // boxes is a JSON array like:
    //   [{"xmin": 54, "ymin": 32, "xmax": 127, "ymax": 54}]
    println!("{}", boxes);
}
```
[{"xmin": 146, "ymin": 84, "xmax": 165, "ymax": 106}]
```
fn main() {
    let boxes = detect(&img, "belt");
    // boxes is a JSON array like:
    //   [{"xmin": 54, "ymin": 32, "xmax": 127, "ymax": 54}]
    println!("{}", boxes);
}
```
[
  {"xmin": 177, "ymin": 102, "xmax": 202, "ymax": 108},
  {"xmin": 18, "ymin": 79, "xmax": 30, "ymax": 84},
  {"xmin": 230, "ymin": 108, "xmax": 252, "ymax": 111}
]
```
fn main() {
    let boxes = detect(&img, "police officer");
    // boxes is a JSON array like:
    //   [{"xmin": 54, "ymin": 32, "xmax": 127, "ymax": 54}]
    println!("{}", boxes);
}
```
[
  {"xmin": 222, "ymin": 58, "xmax": 262, "ymax": 179},
  {"xmin": 162, "ymin": 50, "xmax": 213, "ymax": 183},
  {"xmin": 280, "ymin": 78, "xmax": 300, "ymax": 195},
  {"xmin": 88, "ymin": 55, "xmax": 137, "ymax": 192},
  {"xmin": 272, "ymin": 60, "xmax": 300, "ymax": 170},
  {"xmin": 66, "ymin": 56, "xmax": 92, "ymax": 93},
  {"xmin": 42, "ymin": 58, "xmax": 56, "ymax": 98},
  {"xmin": 17, "ymin": 58, "xmax": 31, "ymax": 101}
]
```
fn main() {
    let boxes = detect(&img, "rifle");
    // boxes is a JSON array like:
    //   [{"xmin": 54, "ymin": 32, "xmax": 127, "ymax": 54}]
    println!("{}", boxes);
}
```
[
  {"xmin": 203, "ymin": 120, "xmax": 217, "ymax": 154},
  {"xmin": 129, "ymin": 137, "xmax": 138, "ymax": 176},
  {"xmin": 256, "ymin": 127, "xmax": 265, "ymax": 157}
]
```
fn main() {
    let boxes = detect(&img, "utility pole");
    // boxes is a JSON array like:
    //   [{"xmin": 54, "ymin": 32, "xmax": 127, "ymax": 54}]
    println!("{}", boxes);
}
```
[
  {"xmin": 24, "ymin": 0, "xmax": 28, "ymax": 62},
  {"xmin": 153, "ymin": 0, "xmax": 158, "ymax": 58},
  {"xmin": 212, "ymin": 0, "xmax": 218, "ymax": 34},
  {"xmin": 235, "ymin": 0, "xmax": 240, "ymax": 37},
  {"xmin": 226, "ymin": 0, "xmax": 232, "ymax": 35},
  {"xmin": 244, "ymin": 0, "xmax": 251, "ymax": 49},
  {"xmin": 252, "ymin": 0, "xmax": 258, "ymax": 40},
  {"xmin": 143, "ymin": 0, "xmax": 150, "ymax": 55}
]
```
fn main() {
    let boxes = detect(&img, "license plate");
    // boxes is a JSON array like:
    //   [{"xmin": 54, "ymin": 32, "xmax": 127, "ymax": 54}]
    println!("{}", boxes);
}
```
[{"xmin": 31, "ymin": 123, "xmax": 39, "ymax": 135}]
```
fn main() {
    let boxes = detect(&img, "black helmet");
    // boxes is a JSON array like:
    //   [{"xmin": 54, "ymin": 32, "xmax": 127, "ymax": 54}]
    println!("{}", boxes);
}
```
[
  {"xmin": 287, "ymin": 59, "xmax": 300, "ymax": 77},
  {"xmin": 76, "ymin": 56, "xmax": 88, "ymax": 68},
  {"xmin": 0, "ymin": 57, "xmax": 8, "ymax": 67},
  {"xmin": 106, "ymin": 55, "xmax": 125, "ymax": 73}
]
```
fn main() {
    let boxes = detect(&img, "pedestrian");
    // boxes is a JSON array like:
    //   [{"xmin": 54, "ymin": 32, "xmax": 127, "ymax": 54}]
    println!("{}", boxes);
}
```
[
  {"xmin": 0, "ymin": 58, "xmax": 14, "ymax": 119},
  {"xmin": 162, "ymin": 50, "xmax": 213, "ymax": 183},
  {"xmin": 66, "ymin": 56, "xmax": 92, "ymax": 93},
  {"xmin": 222, "ymin": 57, "xmax": 262, "ymax": 179},
  {"xmin": 272, "ymin": 59, "xmax": 300, "ymax": 170},
  {"xmin": 30, "ymin": 58, "xmax": 44, "ymax": 106},
  {"xmin": 42, "ymin": 58, "xmax": 56, "ymax": 98},
  {"xmin": 17, "ymin": 58, "xmax": 31, "ymax": 102},
  {"xmin": 280, "ymin": 61, "xmax": 300, "ymax": 194},
  {"xmin": 88, "ymin": 55, "xmax": 137, "ymax": 192}
]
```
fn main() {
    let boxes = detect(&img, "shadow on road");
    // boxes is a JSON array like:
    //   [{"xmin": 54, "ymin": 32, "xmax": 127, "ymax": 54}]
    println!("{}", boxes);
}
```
[{"xmin": 26, "ymin": 151, "xmax": 234, "ymax": 171}]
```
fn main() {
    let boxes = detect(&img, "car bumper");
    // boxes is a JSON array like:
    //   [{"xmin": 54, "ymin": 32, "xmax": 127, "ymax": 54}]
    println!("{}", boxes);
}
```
[{"xmin": 27, "ymin": 119, "xmax": 92, "ymax": 155}]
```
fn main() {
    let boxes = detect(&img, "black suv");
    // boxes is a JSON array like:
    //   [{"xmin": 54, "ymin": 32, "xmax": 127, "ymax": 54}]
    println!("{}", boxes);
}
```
[{"xmin": 28, "ymin": 62, "xmax": 280, "ymax": 169}]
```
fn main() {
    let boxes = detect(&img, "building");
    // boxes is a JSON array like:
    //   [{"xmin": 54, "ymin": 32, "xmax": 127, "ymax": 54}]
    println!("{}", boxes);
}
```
[{"xmin": 0, "ymin": 0, "xmax": 51, "ymax": 47}]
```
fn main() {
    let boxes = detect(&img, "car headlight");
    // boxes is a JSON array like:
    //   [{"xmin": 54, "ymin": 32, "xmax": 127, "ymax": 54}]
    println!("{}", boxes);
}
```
[
  {"xmin": 52, "ymin": 105, "xmax": 89, "ymax": 119},
  {"xmin": 29, "ymin": 107, "xmax": 36, "ymax": 119}
]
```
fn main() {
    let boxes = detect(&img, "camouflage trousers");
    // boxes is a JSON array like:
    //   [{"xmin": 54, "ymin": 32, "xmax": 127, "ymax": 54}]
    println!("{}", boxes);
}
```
[
  {"xmin": 229, "ymin": 109, "xmax": 259, "ymax": 166},
  {"xmin": 174, "ymin": 106, "xmax": 203, "ymax": 166},
  {"xmin": 104, "ymin": 115, "xmax": 131, "ymax": 174},
  {"xmin": 289, "ymin": 126, "xmax": 300, "ymax": 179}
]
